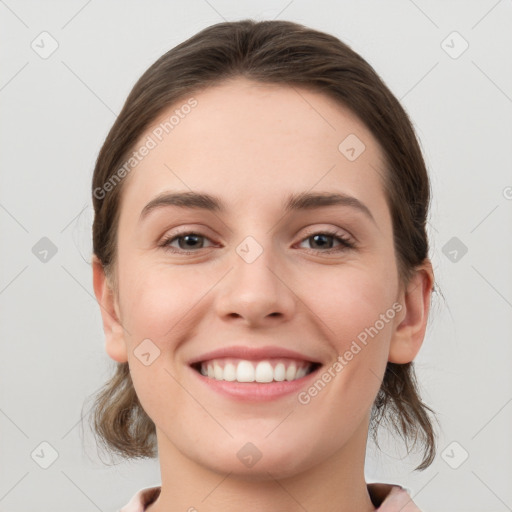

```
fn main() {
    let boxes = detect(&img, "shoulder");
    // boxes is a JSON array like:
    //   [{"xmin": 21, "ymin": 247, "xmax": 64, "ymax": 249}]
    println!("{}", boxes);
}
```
[
  {"xmin": 120, "ymin": 483, "xmax": 420, "ymax": 511},
  {"xmin": 367, "ymin": 482, "xmax": 422, "ymax": 511},
  {"xmin": 119, "ymin": 486, "xmax": 161, "ymax": 512}
]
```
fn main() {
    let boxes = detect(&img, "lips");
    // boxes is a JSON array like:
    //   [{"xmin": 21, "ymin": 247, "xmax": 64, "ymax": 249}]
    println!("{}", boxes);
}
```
[{"xmin": 189, "ymin": 346, "xmax": 323, "ymax": 384}]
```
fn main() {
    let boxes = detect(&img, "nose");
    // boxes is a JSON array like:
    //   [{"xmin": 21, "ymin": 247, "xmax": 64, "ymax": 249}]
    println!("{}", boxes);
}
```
[{"xmin": 214, "ymin": 239, "xmax": 296, "ymax": 327}]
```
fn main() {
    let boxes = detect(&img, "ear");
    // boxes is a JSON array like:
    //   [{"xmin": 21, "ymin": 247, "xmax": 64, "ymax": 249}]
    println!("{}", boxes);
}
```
[
  {"xmin": 389, "ymin": 260, "xmax": 434, "ymax": 364},
  {"xmin": 92, "ymin": 254, "xmax": 128, "ymax": 363}
]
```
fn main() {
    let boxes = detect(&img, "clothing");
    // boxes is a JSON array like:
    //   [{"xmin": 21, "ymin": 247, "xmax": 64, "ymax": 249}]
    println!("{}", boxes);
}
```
[{"xmin": 119, "ymin": 482, "xmax": 421, "ymax": 511}]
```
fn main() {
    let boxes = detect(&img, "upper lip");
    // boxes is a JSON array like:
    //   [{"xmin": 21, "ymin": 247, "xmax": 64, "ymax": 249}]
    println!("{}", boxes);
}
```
[{"xmin": 188, "ymin": 345, "xmax": 323, "ymax": 365}]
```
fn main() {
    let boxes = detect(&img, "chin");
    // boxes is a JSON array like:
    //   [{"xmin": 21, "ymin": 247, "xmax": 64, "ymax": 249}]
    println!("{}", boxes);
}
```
[{"xmin": 190, "ymin": 435, "xmax": 320, "ymax": 481}]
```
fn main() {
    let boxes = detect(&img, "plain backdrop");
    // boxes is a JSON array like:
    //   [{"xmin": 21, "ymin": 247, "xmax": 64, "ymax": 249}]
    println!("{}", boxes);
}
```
[{"xmin": 1, "ymin": 1, "xmax": 511, "ymax": 511}]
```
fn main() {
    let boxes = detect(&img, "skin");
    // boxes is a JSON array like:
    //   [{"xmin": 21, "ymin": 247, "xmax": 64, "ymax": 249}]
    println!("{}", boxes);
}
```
[{"xmin": 92, "ymin": 77, "xmax": 433, "ymax": 512}]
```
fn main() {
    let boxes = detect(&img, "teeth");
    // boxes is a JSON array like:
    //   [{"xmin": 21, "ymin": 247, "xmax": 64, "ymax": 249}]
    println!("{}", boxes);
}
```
[
  {"xmin": 237, "ymin": 361, "xmax": 255, "ymax": 382},
  {"xmin": 274, "ymin": 363, "xmax": 286, "ymax": 381},
  {"xmin": 255, "ymin": 361, "xmax": 273, "ymax": 383},
  {"xmin": 198, "ymin": 359, "xmax": 313, "ymax": 383},
  {"xmin": 223, "ymin": 363, "xmax": 236, "ymax": 381},
  {"xmin": 285, "ymin": 363, "xmax": 297, "ymax": 381},
  {"xmin": 214, "ymin": 361, "xmax": 223, "ymax": 380}
]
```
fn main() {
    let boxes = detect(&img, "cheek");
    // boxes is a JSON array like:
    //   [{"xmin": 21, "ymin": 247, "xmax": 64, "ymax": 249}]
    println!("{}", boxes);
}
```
[
  {"xmin": 304, "ymin": 261, "xmax": 398, "ymax": 344},
  {"xmin": 118, "ymin": 258, "xmax": 204, "ymax": 342},
  {"xmin": 301, "ymin": 261, "xmax": 397, "ymax": 401}
]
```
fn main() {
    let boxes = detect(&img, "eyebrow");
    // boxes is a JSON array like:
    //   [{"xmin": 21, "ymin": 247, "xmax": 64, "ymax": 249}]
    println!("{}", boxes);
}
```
[{"xmin": 139, "ymin": 190, "xmax": 376, "ymax": 225}]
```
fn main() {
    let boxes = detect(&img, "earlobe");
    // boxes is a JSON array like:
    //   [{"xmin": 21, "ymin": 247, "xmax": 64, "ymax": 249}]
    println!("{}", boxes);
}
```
[
  {"xmin": 91, "ymin": 254, "xmax": 128, "ymax": 363},
  {"xmin": 388, "ymin": 260, "xmax": 434, "ymax": 364}
]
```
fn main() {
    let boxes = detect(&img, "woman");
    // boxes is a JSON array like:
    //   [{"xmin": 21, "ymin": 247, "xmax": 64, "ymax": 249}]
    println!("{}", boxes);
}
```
[{"xmin": 88, "ymin": 19, "xmax": 436, "ymax": 511}]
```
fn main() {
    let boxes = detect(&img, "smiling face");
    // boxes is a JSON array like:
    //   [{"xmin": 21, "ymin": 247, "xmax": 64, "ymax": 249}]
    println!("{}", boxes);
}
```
[{"xmin": 95, "ymin": 76, "xmax": 417, "ymax": 478}]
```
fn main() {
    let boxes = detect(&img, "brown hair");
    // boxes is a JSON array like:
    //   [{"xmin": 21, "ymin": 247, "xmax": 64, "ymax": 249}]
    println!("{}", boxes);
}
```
[{"xmin": 85, "ymin": 19, "xmax": 437, "ymax": 470}]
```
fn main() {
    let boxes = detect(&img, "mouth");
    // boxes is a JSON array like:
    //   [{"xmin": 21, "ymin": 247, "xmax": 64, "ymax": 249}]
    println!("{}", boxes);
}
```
[
  {"xmin": 187, "ymin": 345, "xmax": 324, "ymax": 401},
  {"xmin": 191, "ymin": 358, "xmax": 322, "ymax": 383}
]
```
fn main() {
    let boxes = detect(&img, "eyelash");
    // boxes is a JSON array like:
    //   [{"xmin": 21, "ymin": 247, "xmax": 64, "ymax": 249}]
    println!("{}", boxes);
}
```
[{"xmin": 158, "ymin": 228, "xmax": 356, "ymax": 255}]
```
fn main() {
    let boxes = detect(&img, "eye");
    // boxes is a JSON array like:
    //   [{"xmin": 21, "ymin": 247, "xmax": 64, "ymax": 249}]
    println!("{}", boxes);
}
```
[
  {"xmin": 160, "ymin": 228, "xmax": 356, "ymax": 255},
  {"xmin": 159, "ymin": 231, "xmax": 215, "ymax": 253},
  {"xmin": 297, "ymin": 230, "xmax": 356, "ymax": 253}
]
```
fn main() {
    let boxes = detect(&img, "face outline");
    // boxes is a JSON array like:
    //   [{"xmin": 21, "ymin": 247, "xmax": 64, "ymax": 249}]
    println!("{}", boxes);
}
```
[{"xmin": 92, "ymin": 76, "xmax": 433, "ymax": 480}]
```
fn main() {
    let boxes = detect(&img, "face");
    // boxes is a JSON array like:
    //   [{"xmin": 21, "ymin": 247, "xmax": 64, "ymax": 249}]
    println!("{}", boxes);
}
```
[{"xmin": 100, "ymin": 77, "xmax": 412, "ymax": 478}]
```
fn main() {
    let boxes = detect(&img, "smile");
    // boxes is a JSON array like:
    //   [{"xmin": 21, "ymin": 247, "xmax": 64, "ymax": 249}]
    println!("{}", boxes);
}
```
[{"xmin": 192, "ymin": 358, "xmax": 320, "ymax": 383}]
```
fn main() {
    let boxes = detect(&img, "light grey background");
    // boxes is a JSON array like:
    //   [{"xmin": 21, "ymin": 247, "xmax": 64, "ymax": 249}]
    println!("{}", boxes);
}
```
[{"xmin": 1, "ymin": 1, "xmax": 511, "ymax": 511}]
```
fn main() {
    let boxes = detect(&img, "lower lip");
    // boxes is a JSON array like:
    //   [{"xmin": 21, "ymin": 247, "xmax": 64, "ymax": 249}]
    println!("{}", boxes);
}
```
[{"xmin": 190, "ymin": 366, "xmax": 321, "ymax": 402}]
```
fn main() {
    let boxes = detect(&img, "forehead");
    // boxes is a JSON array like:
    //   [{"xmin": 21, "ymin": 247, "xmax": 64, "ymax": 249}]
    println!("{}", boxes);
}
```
[{"xmin": 119, "ymin": 77, "xmax": 389, "ymax": 223}]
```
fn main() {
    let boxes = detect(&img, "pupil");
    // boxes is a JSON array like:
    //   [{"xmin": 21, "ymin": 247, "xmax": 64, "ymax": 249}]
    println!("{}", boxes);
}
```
[
  {"xmin": 181, "ymin": 234, "xmax": 201, "ymax": 249},
  {"xmin": 177, "ymin": 234, "xmax": 334, "ymax": 251},
  {"xmin": 313, "ymin": 234, "xmax": 332, "ymax": 249}
]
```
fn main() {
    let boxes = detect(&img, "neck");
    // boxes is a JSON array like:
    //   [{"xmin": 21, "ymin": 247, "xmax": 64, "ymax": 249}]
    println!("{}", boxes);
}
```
[{"xmin": 147, "ymin": 422, "xmax": 376, "ymax": 512}]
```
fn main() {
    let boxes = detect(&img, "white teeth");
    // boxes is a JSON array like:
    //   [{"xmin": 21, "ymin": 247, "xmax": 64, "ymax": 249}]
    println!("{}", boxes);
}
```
[
  {"xmin": 223, "ymin": 362, "xmax": 236, "ymax": 381},
  {"xmin": 274, "ymin": 363, "xmax": 286, "ymax": 381},
  {"xmin": 236, "ymin": 361, "xmax": 255, "ymax": 382},
  {"xmin": 296, "ymin": 367, "xmax": 307, "ymax": 379},
  {"xmin": 214, "ymin": 361, "xmax": 223, "ymax": 380},
  {"xmin": 255, "ymin": 361, "xmax": 273, "ymax": 383},
  {"xmin": 198, "ymin": 359, "xmax": 313, "ymax": 383},
  {"xmin": 285, "ymin": 363, "xmax": 297, "ymax": 381}
]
